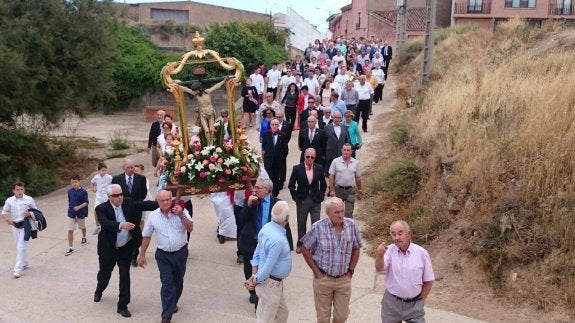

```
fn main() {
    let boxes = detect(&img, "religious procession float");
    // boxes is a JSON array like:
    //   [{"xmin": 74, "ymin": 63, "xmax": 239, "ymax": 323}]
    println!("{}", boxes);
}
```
[{"xmin": 159, "ymin": 32, "xmax": 260, "ymax": 198}]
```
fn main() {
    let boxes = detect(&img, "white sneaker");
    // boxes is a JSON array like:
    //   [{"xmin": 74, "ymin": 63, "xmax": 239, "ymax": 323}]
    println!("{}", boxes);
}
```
[
  {"xmin": 65, "ymin": 248, "xmax": 74, "ymax": 256},
  {"xmin": 13, "ymin": 271, "xmax": 21, "ymax": 278},
  {"xmin": 92, "ymin": 226, "xmax": 101, "ymax": 235}
]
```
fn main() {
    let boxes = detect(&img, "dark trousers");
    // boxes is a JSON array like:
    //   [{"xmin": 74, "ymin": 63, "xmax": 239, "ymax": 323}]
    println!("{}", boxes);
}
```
[
  {"xmin": 383, "ymin": 60, "xmax": 391, "ymax": 79},
  {"xmin": 234, "ymin": 205, "xmax": 244, "ymax": 256},
  {"xmin": 96, "ymin": 240, "xmax": 133, "ymax": 311},
  {"xmin": 324, "ymin": 158, "xmax": 334, "ymax": 177},
  {"xmin": 296, "ymin": 197, "xmax": 321, "ymax": 245},
  {"xmin": 285, "ymin": 106, "xmax": 297, "ymax": 126},
  {"xmin": 267, "ymin": 87, "xmax": 277, "ymax": 100},
  {"xmin": 374, "ymin": 84, "xmax": 384, "ymax": 103},
  {"xmin": 355, "ymin": 99, "xmax": 371, "ymax": 131},
  {"xmin": 266, "ymin": 160, "xmax": 286, "ymax": 197},
  {"xmin": 156, "ymin": 246, "xmax": 188, "ymax": 320},
  {"xmin": 346, "ymin": 104, "xmax": 357, "ymax": 116},
  {"xmin": 241, "ymin": 243, "xmax": 257, "ymax": 296}
]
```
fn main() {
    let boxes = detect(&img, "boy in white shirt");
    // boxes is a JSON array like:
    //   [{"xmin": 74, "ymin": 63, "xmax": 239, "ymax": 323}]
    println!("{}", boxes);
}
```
[{"xmin": 90, "ymin": 162, "xmax": 112, "ymax": 235}]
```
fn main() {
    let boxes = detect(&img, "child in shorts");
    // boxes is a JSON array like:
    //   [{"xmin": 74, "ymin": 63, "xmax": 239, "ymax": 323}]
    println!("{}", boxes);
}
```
[
  {"xmin": 65, "ymin": 174, "xmax": 89, "ymax": 256},
  {"xmin": 90, "ymin": 162, "xmax": 112, "ymax": 235}
]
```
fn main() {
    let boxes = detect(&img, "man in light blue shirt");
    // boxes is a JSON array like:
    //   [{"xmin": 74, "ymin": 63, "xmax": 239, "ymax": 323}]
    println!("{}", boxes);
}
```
[
  {"xmin": 329, "ymin": 92, "xmax": 347, "ymax": 118},
  {"xmin": 245, "ymin": 201, "xmax": 292, "ymax": 323}
]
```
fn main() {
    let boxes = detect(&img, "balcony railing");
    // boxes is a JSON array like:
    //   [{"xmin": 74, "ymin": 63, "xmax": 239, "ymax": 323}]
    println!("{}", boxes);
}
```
[
  {"xmin": 549, "ymin": 4, "xmax": 574, "ymax": 15},
  {"xmin": 454, "ymin": 1, "xmax": 492, "ymax": 14}
]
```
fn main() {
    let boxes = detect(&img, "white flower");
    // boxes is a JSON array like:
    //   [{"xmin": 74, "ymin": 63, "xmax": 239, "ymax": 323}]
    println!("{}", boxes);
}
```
[
  {"xmin": 188, "ymin": 154, "xmax": 194, "ymax": 160},
  {"xmin": 180, "ymin": 166, "xmax": 186, "ymax": 173},
  {"xmin": 194, "ymin": 162, "xmax": 204, "ymax": 171},
  {"xmin": 188, "ymin": 173, "xmax": 195, "ymax": 181},
  {"xmin": 215, "ymin": 147, "xmax": 223, "ymax": 153},
  {"xmin": 214, "ymin": 164, "xmax": 223, "ymax": 172}
]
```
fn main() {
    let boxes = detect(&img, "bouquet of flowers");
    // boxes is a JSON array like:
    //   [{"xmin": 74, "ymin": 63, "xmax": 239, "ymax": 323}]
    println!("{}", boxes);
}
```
[{"xmin": 162, "ymin": 136, "xmax": 260, "ymax": 186}]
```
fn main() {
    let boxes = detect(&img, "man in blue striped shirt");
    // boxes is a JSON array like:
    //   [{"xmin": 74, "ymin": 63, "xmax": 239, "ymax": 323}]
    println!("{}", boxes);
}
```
[
  {"xmin": 245, "ymin": 201, "xmax": 292, "ymax": 323},
  {"xmin": 301, "ymin": 197, "xmax": 362, "ymax": 323}
]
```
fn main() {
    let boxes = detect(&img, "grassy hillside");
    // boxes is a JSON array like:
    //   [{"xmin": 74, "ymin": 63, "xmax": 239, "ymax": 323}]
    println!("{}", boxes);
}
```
[{"xmin": 367, "ymin": 20, "xmax": 575, "ymax": 317}]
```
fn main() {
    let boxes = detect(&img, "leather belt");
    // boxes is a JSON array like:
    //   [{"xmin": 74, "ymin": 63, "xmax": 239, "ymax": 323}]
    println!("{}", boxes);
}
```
[
  {"xmin": 391, "ymin": 293, "xmax": 422, "ymax": 303},
  {"xmin": 337, "ymin": 185, "xmax": 353, "ymax": 190},
  {"xmin": 269, "ymin": 275, "xmax": 283, "ymax": 282},
  {"xmin": 319, "ymin": 268, "xmax": 346, "ymax": 279}
]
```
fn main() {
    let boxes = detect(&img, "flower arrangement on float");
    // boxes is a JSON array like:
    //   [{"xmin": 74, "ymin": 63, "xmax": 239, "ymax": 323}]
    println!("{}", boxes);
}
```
[{"xmin": 162, "ymin": 125, "xmax": 260, "ymax": 187}]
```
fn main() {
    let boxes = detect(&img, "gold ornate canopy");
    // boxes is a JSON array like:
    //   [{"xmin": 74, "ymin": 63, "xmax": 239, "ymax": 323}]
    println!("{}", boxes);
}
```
[{"xmin": 160, "ymin": 31, "xmax": 245, "ymax": 162}]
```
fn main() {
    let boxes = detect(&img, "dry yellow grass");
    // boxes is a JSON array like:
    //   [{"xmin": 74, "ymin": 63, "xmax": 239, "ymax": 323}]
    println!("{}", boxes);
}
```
[{"xmin": 403, "ymin": 19, "xmax": 575, "ymax": 314}]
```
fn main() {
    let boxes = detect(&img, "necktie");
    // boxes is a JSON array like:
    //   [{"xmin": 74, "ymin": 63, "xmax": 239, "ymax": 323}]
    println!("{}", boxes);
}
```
[
  {"xmin": 309, "ymin": 130, "xmax": 314, "ymax": 143},
  {"xmin": 127, "ymin": 176, "xmax": 133, "ymax": 194},
  {"xmin": 273, "ymin": 134, "xmax": 277, "ymax": 146}
]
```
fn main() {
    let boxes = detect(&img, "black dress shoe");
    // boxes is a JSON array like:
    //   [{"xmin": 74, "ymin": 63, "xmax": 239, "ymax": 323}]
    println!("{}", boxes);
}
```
[
  {"xmin": 249, "ymin": 293, "xmax": 258, "ymax": 304},
  {"xmin": 217, "ymin": 234, "xmax": 225, "ymax": 244},
  {"xmin": 93, "ymin": 292, "xmax": 102, "ymax": 302},
  {"xmin": 131, "ymin": 259, "xmax": 138, "ymax": 267},
  {"xmin": 173, "ymin": 305, "xmax": 178, "ymax": 313},
  {"xmin": 236, "ymin": 255, "xmax": 244, "ymax": 264},
  {"xmin": 161, "ymin": 318, "xmax": 171, "ymax": 323},
  {"xmin": 117, "ymin": 309, "xmax": 131, "ymax": 318}
]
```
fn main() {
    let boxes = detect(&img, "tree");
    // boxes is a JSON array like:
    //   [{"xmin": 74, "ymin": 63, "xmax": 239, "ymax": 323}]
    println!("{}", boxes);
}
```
[
  {"xmin": 205, "ymin": 21, "xmax": 288, "ymax": 75},
  {"xmin": 0, "ymin": 0, "xmax": 117, "ymax": 125}
]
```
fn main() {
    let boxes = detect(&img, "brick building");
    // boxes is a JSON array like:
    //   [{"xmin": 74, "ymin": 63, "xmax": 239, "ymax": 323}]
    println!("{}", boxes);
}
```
[
  {"xmin": 453, "ymin": 0, "xmax": 575, "ymax": 31},
  {"xmin": 328, "ymin": 0, "xmax": 452, "ymax": 45}
]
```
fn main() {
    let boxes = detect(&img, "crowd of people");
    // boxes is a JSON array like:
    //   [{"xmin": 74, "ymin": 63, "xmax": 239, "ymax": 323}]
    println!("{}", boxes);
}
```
[{"xmin": 1, "ymin": 35, "xmax": 435, "ymax": 323}]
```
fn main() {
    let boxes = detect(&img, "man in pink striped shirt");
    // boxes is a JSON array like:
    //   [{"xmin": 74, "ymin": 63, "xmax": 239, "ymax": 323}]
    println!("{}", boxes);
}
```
[{"xmin": 375, "ymin": 220, "xmax": 434, "ymax": 323}]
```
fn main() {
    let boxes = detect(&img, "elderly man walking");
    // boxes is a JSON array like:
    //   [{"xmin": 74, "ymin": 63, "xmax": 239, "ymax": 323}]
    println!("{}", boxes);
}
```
[
  {"xmin": 245, "ymin": 201, "xmax": 293, "ymax": 323},
  {"xmin": 376, "ymin": 220, "xmax": 435, "ymax": 323},
  {"xmin": 138, "ymin": 190, "xmax": 193, "ymax": 323},
  {"xmin": 328, "ymin": 143, "xmax": 362, "ymax": 218},
  {"xmin": 288, "ymin": 148, "xmax": 327, "ymax": 253},
  {"xmin": 301, "ymin": 197, "xmax": 362, "ymax": 323}
]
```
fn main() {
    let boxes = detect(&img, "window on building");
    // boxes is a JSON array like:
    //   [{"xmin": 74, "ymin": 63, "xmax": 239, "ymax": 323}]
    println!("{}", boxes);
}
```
[
  {"xmin": 556, "ymin": 0, "xmax": 573, "ymax": 15},
  {"xmin": 504, "ymin": 0, "xmax": 536, "ymax": 8},
  {"xmin": 356, "ymin": 12, "xmax": 361, "ymax": 29},
  {"xmin": 150, "ymin": 8, "xmax": 189, "ymax": 22},
  {"xmin": 468, "ymin": 0, "xmax": 483, "ymax": 13}
]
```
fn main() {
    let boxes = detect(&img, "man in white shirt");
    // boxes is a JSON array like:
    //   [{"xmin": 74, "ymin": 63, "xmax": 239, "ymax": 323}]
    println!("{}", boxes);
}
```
[
  {"xmin": 333, "ymin": 65, "xmax": 349, "ymax": 92},
  {"xmin": 372, "ymin": 62, "xmax": 385, "ymax": 104},
  {"xmin": 354, "ymin": 75, "xmax": 374, "ymax": 132},
  {"xmin": 266, "ymin": 63, "xmax": 282, "ymax": 101},
  {"xmin": 2, "ymin": 181, "xmax": 37, "ymax": 278},
  {"xmin": 139, "ymin": 190, "xmax": 193, "ymax": 323},
  {"xmin": 304, "ymin": 73, "xmax": 320, "ymax": 96},
  {"xmin": 250, "ymin": 68, "xmax": 265, "ymax": 102},
  {"xmin": 256, "ymin": 92, "xmax": 284, "ymax": 128}
]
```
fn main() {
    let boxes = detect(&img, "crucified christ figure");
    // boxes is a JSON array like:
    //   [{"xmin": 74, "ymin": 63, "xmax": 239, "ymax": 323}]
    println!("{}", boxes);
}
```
[{"xmin": 178, "ymin": 77, "xmax": 228, "ymax": 143}]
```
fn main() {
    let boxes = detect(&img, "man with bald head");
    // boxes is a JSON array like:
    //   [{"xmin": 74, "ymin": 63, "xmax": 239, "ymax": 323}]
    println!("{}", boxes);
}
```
[
  {"xmin": 376, "ymin": 221, "xmax": 435, "ymax": 323},
  {"xmin": 298, "ymin": 115, "xmax": 325, "ymax": 166},
  {"xmin": 139, "ymin": 190, "xmax": 193, "ymax": 323},
  {"xmin": 112, "ymin": 159, "xmax": 148, "ymax": 266},
  {"xmin": 245, "ymin": 201, "xmax": 293, "ymax": 322}
]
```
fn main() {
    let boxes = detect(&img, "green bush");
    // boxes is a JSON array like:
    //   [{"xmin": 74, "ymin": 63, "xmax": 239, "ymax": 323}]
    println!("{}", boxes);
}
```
[
  {"xmin": 109, "ymin": 130, "xmax": 130, "ymax": 150},
  {"xmin": 388, "ymin": 121, "xmax": 410, "ymax": 148},
  {"xmin": 369, "ymin": 158, "xmax": 424, "ymax": 198},
  {"xmin": 398, "ymin": 39, "xmax": 423, "ymax": 66}
]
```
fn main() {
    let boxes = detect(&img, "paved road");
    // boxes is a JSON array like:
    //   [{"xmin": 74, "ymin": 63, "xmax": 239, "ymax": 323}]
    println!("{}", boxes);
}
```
[{"xmin": 0, "ymin": 80, "xmax": 486, "ymax": 322}]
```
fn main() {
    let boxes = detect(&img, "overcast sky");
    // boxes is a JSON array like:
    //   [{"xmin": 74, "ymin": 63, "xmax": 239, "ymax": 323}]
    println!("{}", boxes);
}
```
[{"xmin": 119, "ymin": 0, "xmax": 351, "ymax": 33}]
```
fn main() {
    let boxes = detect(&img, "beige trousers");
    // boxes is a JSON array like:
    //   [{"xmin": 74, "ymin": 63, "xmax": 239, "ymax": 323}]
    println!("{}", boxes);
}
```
[
  {"xmin": 255, "ymin": 278, "xmax": 288, "ymax": 323},
  {"xmin": 313, "ymin": 275, "xmax": 352, "ymax": 323}
]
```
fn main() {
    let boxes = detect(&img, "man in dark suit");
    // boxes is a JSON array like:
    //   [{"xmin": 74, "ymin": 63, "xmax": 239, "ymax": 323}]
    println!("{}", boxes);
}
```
[
  {"xmin": 322, "ymin": 111, "xmax": 349, "ymax": 176},
  {"xmin": 298, "ymin": 115, "xmax": 325, "ymax": 166},
  {"xmin": 112, "ymin": 159, "xmax": 148, "ymax": 266},
  {"xmin": 261, "ymin": 119, "xmax": 289, "ymax": 197},
  {"xmin": 381, "ymin": 41, "xmax": 393, "ymax": 80},
  {"xmin": 299, "ymin": 97, "xmax": 323, "ymax": 130},
  {"xmin": 238, "ymin": 177, "xmax": 294, "ymax": 307},
  {"xmin": 288, "ymin": 148, "xmax": 327, "ymax": 254},
  {"xmin": 276, "ymin": 111, "xmax": 292, "ymax": 143},
  {"xmin": 147, "ymin": 110, "xmax": 165, "ymax": 168},
  {"xmin": 93, "ymin": 184, "xmax": 158, "ymax": 318}
]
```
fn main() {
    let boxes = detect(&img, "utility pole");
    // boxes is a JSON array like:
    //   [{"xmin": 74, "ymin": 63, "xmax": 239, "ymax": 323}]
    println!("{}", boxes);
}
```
[
  {"xmin": 421, "ymin": 0, "xmax": 436, "ymax": 86},
  {"xmin": 395, "ymin": 0, "xmax": 407, "ymax": 57}
]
